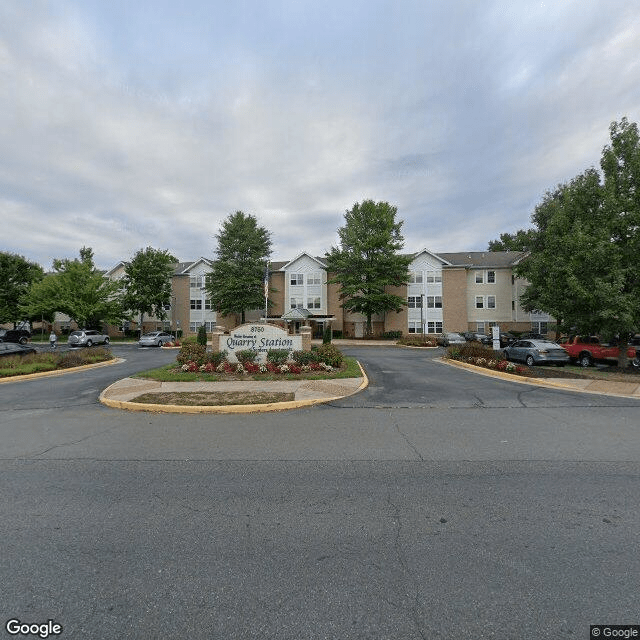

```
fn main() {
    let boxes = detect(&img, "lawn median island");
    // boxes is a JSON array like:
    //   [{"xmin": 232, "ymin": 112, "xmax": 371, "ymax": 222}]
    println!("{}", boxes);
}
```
[
  {"xmin": 0, "ymin": 347, "xmax": 114, "ymax": 378},
  {"xmin": 130, "ymin": 390, "xmax": 296, "ymax": 406}
]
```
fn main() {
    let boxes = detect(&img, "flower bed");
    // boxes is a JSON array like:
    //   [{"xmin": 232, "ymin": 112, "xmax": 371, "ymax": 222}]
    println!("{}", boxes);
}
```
[{"xmin": 445, "ymin": 343, "xmax": 530, "ymax": 376}]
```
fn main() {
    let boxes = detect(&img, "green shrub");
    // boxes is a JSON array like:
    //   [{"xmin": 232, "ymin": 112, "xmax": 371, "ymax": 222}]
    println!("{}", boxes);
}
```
[
  {"xmin": 383, "ymin": 331, "xmax": 403, "ymax": 339},
  {"xmin": 291, "ymin": 350, "xmax": 319, "ymax": 365},
  {"xmin": 205, "ymin": 350, "xmax": 228, "ymax": 367},
  {"xmin": 57, "ymin": 351, "xmax": 84, "ymax": 369},
  {"xmin": 322, "ymin": 326, "xmax": 332, "ymax": 344},
  {"xmin": 313, "ymin": 343, "xmax": 344, "ymax": 367},
  {"xmin": 235, "ymin": 349, "xmax": 258, "ymax": 364},
  {"xmin": 197, "ymin": 325, "xmax": 208, "ymax": 346},
  {"xmin": 182, "ymin": 335, "xmax": 198, "ymax": 344},
  {"xmin": 447, "ymin": 341, "xmax": 498, "ymax": 360},
  {"xmin": 177, "ymin": 343, "xmax": 207, "ymax": 365},
  {"xmin": 267, "ymin": 349, "xmax": 290, "ymax": 365},
  {"xmin": 332, "ymin": 330, "xmax": 343, "ymax": 339}
]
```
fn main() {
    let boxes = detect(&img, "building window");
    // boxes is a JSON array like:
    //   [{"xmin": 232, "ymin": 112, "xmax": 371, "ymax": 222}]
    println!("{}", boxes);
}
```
[
  {"xmin": 307, "ymin": 297, "xmax": 321, "ymax": 309},
  {"xmin": 163, "ymin": 302, "xmax": 171, "ymax": 311},
  {"xmin": 475, "ymin": 271, "xmax": 483, "ymax": 284},
  {"xmin": 204, "ymin": 299, "xmax": 213, "ymax": 310},
  {"xmin": 290, "ymin": 298, "xmax": 302, "ymax": 309},
  {"xmin": 427, "ymin": 321, "xmax": 443, "ymax": 333},
  {"xmin": 477, "ymin": 322, "xmax": 485, "ymax": 333},
  {"xmin": 427, "ymin": 296, "xmax": 442, "ymax": 308},
  {"xmin": 190, "ymin": 275, "xmax": 203, "ymax": 288},
  {"xmin": 408, "ymin": 296, "xmax": 422, "ymax": 308},
  {"xmin": 475, "ymin": 296, "xmax": 484, "ymax": 309},
  {"xmin": 190, "ymin": 299, "xmax": 202, "ymax": 310},
  {"xmin": 189, "ymin": 321, "xmax": 203, "ymax": 332},
  {"xmin": 487, "ymin": 270, "xmax": 496, "ymax": 284},
  {"xmin": 426, "ymin": 272, "xmax": 442, "ymax": 283},
  {"xmin": 487, "ymin": 296, "xmax": 496, "ymax": 309},
  {"xmin": 307, "ymin": 272, "xmax": 322, "ymax": 285},
  {"xmin": 408, "ymin": 271, "xmax": 423, "ymax": 284},
  {"xmin": 290, "ymin": 273, "xmax": 304, "ymax": 286},
  {"xmin": 205, "ymin": 321, "xmax": 216, "ymax": 332},
  {"xmin": 512, "ymin": 300, "xmax": 515, "ymax": 310},
  {"xmin": 408, "ymin": 322, "xmax": 423, "ymax": 333}
]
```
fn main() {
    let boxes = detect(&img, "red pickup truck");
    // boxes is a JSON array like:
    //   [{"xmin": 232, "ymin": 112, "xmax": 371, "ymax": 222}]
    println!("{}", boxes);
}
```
[{"xmin": 558, "ymin": 336, "xmax": 639, "ymax": 368}]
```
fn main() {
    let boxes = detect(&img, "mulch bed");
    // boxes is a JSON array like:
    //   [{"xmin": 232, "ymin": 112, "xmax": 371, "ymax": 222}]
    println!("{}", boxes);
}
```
[{"xmin": 130, "ymin": 391, "xmax": 296, "ymax": 406}]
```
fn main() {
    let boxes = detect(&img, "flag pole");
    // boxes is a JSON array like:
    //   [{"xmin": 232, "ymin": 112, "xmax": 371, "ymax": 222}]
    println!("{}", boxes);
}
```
[{"xmin": 264, "ymin": 260, "xmax": 269, "ymax": 323}]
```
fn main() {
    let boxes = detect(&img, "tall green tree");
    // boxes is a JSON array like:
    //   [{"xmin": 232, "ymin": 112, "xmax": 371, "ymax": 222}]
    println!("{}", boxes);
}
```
[
  {"xmin": 487, "ymin": 229, "xmax": 537, "ymax": 252},
  {"xmin": 206, "ymin": 211, "xmax": 272, "ymax": 324},
  {"xmin": 121, "ymin": 247, "xmax": 177, "ymax": 332},
  {"xmin": 325, "ymin": 200, "xmax": 412, "ymax": 335},
  {"xmin": 23, "ymin": 247, "xmax": 124, "ymax": 329},
  {"xmin": 0, "ymin": 252, "xmax": 44, "ymax": 326},
  {"xmin": 518, "ymin": 118, "xmax": 640, "ymax": 366}
]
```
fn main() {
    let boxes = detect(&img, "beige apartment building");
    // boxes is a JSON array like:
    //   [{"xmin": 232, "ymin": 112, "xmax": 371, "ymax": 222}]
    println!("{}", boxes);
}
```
[{"xmin": 92, "ymin": 249, "xmax": 551, "ymax": 339}]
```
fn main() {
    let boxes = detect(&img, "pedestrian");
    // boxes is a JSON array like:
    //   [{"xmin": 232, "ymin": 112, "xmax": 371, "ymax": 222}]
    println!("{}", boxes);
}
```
[{"xmin": 49, "ymin": 329, "xmax": 57, "ymax": 350}]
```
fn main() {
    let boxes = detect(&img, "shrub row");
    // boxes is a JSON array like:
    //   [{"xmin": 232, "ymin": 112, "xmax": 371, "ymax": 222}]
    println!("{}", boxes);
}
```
[{"xmin": 176, "ymin": 344, "xmax": 344, "ymax": 369}]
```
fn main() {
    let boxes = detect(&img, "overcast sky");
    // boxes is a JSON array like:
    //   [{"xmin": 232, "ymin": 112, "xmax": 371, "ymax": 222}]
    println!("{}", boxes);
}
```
[{"xmin": 2, "ymin": 1, "xmax": 639, "ymax": 270}]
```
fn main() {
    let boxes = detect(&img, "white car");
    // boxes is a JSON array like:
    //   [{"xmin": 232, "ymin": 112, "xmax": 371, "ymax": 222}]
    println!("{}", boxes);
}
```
[
  {"xmin": 139, "ymin": 331, "xmax": 173, "ymax": 347},
  {"xmin": 67, "ymin": 330, "xmax": 110, "ymax": 347}
]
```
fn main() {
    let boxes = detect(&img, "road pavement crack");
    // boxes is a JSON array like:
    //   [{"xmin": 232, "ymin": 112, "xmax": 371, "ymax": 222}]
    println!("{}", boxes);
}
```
[
  {"xmin": 18, "ymin": 424, "xmax": 125, "ymax": 459},
  {"xmin": 391, "ymin": 411, "xmax": 424, "ymax": 461},
  {"xmin": 386, "ymin": 494, "xmax": 427, "ymax": 640}
]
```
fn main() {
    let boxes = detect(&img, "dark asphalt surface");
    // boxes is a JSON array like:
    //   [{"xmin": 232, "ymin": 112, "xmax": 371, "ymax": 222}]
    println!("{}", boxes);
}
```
[{"xmin": 1, "ymin": 345, "xmax": 639, "ymax": 639}]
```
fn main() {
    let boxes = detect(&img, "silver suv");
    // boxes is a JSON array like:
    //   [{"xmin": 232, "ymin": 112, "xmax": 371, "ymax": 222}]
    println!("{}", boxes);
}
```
[{"xmin": 67, "ymin": 330, "xmax": 110, "ymax": 347}]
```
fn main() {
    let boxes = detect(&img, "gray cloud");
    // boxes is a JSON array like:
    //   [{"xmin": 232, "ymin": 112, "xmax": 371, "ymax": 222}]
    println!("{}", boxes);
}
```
[{"xmin": 1, "ymin": 1, "xmax": 639, "ymax": 269}]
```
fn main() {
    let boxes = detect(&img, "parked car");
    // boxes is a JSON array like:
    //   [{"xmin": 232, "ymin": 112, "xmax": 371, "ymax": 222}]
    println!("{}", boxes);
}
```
[
  {"xmin": 498, "ymin": 332, "xmax": 517, "ymax": 348},
  {"xmin": 559, "ymin": 335, "xmax": 638, "ymax": 368},
  {"xmin": 67, "ymin": 330, "xmax": 110, "ymax": 347},
  {"xmin": 139, "ymin": 331, "xmax": 174, "ymax": 347},
  {"xmin": 0, "ymin": 329, "xmax": 31, "ymax": 345},
  {"xmin": 464, "ymin": 332, "xmax": 492, "ymax": 345},
  {"xmin": 438, "ymin": 332, "xmax": 467, "ymax": 347},
  {"xmin": 0, "ymin": 342, "xmax": 37, "ymax": 357},
  {"xmin": 503, "ymin": 339, "xmax": 570, "ymax": 367}
]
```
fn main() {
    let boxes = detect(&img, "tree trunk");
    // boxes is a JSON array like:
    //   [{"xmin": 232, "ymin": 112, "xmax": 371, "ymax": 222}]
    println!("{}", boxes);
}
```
[{"xmin": 618, "ymin": 338, "xmax": 629, "ymax": 368}]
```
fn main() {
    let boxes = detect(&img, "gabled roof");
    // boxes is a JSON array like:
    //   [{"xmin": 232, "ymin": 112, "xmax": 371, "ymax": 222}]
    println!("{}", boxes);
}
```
[
  {"xmin": 104, "ymin": 261, "xmax": 127, "ymax": 278},
  {"xmin": 173, "ymin": 257, "xmax": 212, "ymax": 275},
  {"xmin": 278, "ymin": 252, "xmax": 328, "ymax": 271},
  {"xmin": 281, "ymin": 307, "xmax": 311, "ymax": 319},
  {"xmin": 410, "ymin": 248, "xmax": 453, "ymax": 266},
  {"xmin": 438, "ymin": 251, "xmax": 526, "ymax": 268}
]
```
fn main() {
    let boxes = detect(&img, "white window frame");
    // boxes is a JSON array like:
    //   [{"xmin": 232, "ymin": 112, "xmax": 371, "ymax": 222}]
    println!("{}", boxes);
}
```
[
  {"xmin": 475, "ymin": 271, "xmax": 484, "ymax": 284},
  {"xmin": 487, "ymin": 295, "xmax": 496, "ymax": 309},
  {"xmin": 307, "ymin": 272, "xmax": 322, "ymax": 285},
  {"xmin": 290, "ymin": 273, "xmax": 304, "ymax": 286},
  {"xmin": 190, "ymin": 299, "xmax": 202, "ymax": 310},
  {"xmin": 204, "ymin": 298, "xmax": 213, "ymax": 310},
  {"xmin": 290, "ymin": 298, "xmax": 303, "ymax": 309},
  {"xmin": 408, "ymin": 271, "xmax": 423, "ymax": 284},
  {"xmin": 408, "ymin": 296, "xmax": 422, "ymax": 308},
  {"xmin": 475, "ymin": 296, "xmax": 484, "ymax": 309},
  {"xmin": 487, "ymin": 270, "xmax": 496, "ymax": 284},
  {"xmin": 307, "ymin": 297, "xmax": 321, "ymax": 309},
  {"xmin": 190, "ymin": 275, "xmax": 204, "ymax": 289},
  {"xmin": 408, "ymin": 321, "xmax": 423, "ymax": 333},
  {"xmin": 427, "ymin": 321, "xmax": 443, "ymax": 334},
  {"xmin": 427, "ymin": 296, "xmax": 442, "ymax": 309},
  {"xmin": 426, "ymin": 272, "xmax": 442, "ymax": 283},
  {"xmin": 190, "ymin": 321, "xmax": 203, "ymax": 332}
]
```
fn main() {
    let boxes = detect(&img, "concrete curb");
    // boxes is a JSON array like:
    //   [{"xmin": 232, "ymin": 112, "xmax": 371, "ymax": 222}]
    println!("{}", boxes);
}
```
[
  {"xmin": 0, "ymin": 357, "xmax": 124, "ymax": 384},
  {"xmin": 99, "ymin": 360, "xmax": 369, "ymax": 414},
  {"xmin": 438, "ymin": 357, "xmax": 640, "ymax": 400}
]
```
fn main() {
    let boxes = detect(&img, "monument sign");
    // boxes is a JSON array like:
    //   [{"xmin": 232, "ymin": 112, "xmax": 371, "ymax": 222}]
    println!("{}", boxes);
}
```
[{"xmin": 221, "ymin": 323, "xmax": 302, "ymax": 363}]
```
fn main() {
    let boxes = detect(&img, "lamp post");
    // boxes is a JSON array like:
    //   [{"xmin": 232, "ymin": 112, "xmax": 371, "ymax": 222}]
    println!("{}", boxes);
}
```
[{"xmin": 421, "ymin": 293, "xmax": 425, "ymax": 336}]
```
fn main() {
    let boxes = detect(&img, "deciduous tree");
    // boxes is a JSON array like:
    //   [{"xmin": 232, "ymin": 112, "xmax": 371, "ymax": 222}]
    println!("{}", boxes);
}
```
[
  {"xmin": 121, "ymin": 247, "xmax": 177, "ymax": 333},
  {"xmin": 0, "ymin": 252, "xmax": 44, "ymax": 326},
  {"xmin": 325, "ymin": 200, "xmax": 412, "ymax": 336},
  {"xmin": 206, "ymin": 211, "xmax": 272, "ymax": 324}
]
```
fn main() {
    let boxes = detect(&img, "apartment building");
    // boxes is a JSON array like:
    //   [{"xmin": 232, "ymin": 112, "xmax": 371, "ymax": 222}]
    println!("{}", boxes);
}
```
[{"xmin": 94, "ymin": 249, "xmax": 551, "ymax": 338}]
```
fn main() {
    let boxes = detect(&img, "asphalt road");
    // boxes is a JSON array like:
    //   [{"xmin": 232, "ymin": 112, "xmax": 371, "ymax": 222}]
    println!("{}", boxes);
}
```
[{"xmin": 1, "ymin": 345, "xmax": 639, "ymax": 639}]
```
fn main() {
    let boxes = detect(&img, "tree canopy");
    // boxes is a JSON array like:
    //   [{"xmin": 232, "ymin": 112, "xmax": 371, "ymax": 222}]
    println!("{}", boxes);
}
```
[
  {"xmin": 121, "ymin": 247, "xmax": 177, "ymax": 329},
  {"xmin": 325, "ymin": 200, "xmax": 412, "ymax": 335},
  {"xmin": 23, "ymin": 247, "xmax": 124, "ymax": 329},
  {"xmin": 206, "ymin": 211, "xmax": 272, "ymax": 324},
  {"xmin": 487, "ymin": 229, "xmax": 537, "ymax": 252},
  {"xmin": 0, "ymin": 252, "xmax": 44, "ymax": 326},
  {"xmin": 516, "ymin": 118, "xmax": 640, "ymax": 365}
]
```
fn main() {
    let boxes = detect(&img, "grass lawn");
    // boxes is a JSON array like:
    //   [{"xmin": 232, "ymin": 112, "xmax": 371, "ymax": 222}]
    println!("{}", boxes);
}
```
[
  {"xmin": 0, "ymin": 348, "xmax": 113, "ymax": 378},
  {"xmin": 130, "ymin": 391, "xmax": 296, "ymax": 406},
  {"xmin": 133, "ymin": 356, "xmax": 362, "ymax": 382}
]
